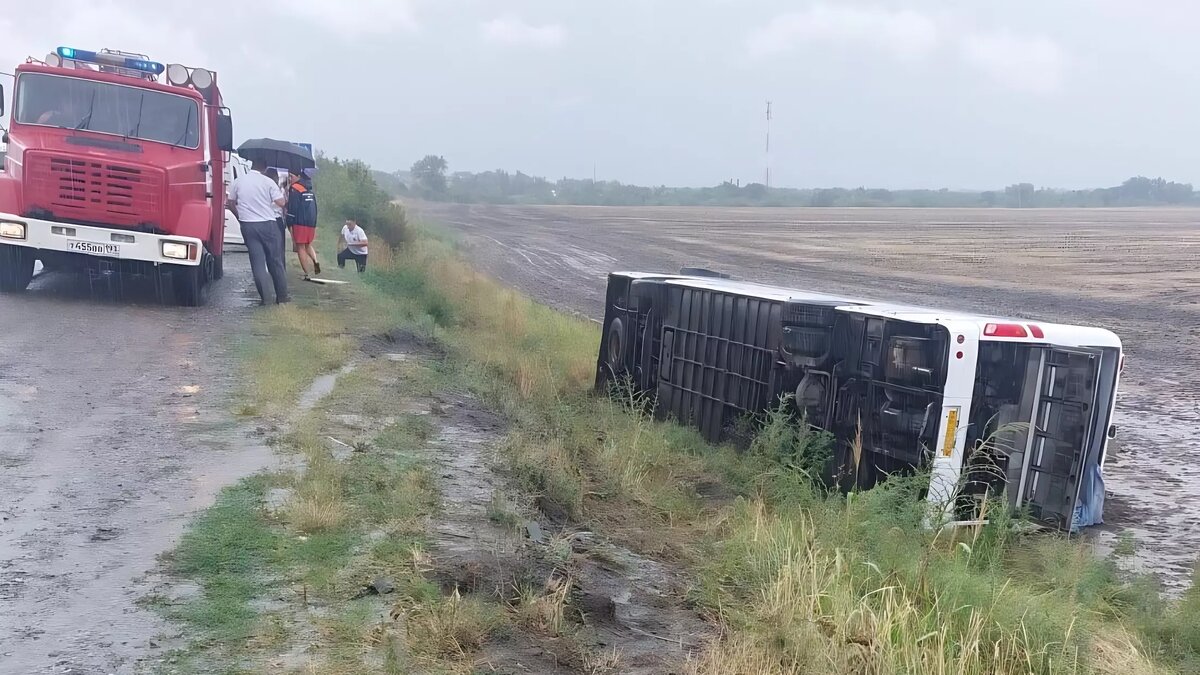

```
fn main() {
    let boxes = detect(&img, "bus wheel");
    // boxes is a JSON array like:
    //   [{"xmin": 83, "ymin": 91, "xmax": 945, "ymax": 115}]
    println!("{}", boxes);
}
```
[
  {"xmin": 0, "ymin": 245, "xmax": 35, "ymax": 292},
  {"xmin": 174, "ymin": 254, "xmax": 212, "ymax": 307},
  {"xmin": 605, "ymin": 317, "xmax": 626, "ymax": 376}
]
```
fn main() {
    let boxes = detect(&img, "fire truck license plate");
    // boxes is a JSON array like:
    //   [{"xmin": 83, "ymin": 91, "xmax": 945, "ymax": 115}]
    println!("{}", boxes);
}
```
[{"xmin": 68, "ymin": 241, "xmax": 120, "ymax": 257}]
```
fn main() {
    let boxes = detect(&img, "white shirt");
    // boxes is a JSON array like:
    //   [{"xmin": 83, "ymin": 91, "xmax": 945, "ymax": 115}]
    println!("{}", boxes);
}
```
[
  {"xmin": 341, "ymin": 224, "xmax": 369, "ymax": 255},
  {"xmin": 227, "ymin": 170, "xmax": 284, "ymax": 223}
]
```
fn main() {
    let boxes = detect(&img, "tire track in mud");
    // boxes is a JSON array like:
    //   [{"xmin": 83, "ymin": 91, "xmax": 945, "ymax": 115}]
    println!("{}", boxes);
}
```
[
  {"xmin": 416, "ymin": 201, "xmax": 1200, "ymax": 592},
  {"xmin": 414, "ymin": 390, "xmax": 708, "ymax": 673}
]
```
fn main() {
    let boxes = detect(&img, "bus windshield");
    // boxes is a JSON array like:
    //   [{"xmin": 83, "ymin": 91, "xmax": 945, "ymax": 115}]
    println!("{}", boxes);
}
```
[{"xmin": 15, "ymin": 72, "xmax": 200, "ymax": 148}]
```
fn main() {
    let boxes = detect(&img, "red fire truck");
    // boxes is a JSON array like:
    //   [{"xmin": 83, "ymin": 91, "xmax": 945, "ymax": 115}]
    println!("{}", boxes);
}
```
[{"xmin": 0, "ymin": 47, "xmax": 234, "ymax": 305}]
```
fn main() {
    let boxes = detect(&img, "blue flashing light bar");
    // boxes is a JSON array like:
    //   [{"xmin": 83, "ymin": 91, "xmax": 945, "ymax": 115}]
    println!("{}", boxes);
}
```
[{"xmin": 56, "ymin": 46, "xmax": 165, "ymax": 76}]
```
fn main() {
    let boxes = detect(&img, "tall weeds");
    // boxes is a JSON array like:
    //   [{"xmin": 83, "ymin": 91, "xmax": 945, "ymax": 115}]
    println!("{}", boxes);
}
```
[{"xmin": 314, "ymin": 155, "xmax": 410, "ymax": 246}]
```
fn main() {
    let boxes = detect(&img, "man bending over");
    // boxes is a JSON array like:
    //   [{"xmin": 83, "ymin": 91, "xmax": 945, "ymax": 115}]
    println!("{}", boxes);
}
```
[{"xmin": 337, "ymin": 219, "xmax": 369, "ymax": 273}]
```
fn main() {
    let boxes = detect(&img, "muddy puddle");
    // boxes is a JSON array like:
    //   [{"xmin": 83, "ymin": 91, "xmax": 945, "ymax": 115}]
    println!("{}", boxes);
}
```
[
  {"xmin": 294, "ymin": 363, "xmax": 358, "ymax": 419},
  {"xmin": 1093, "ymin": 382, "xmax": 1200, "ymax": 593}
]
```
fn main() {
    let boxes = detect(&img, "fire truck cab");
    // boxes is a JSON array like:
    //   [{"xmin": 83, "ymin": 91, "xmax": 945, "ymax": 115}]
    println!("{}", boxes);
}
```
[{"xmin": 0, "ymin": 47, "xmax": 234, "ymax": 305}]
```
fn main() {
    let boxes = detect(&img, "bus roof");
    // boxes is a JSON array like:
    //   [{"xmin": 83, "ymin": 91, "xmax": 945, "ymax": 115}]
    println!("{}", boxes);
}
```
[{"xmin": 616, "ymin": 271, "xmax": 1122, "ymax": 349}]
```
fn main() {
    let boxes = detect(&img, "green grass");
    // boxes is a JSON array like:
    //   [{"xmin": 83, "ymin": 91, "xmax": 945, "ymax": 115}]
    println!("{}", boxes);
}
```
[
  {"xmin": 234, "ymin": 306, "xmax": 353, "ymax": 417},
  {"xmin": 168, "ymin": 476, "xmax": 281, "ymax": 644}
]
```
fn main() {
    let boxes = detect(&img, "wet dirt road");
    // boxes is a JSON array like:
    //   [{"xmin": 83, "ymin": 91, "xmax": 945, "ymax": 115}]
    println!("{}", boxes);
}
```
[
  {"xmin": 0, "ymin": 255, "xmax": 273, "ymax": 674},
  {"xmin": 417, "ymin": 202, "xmax": 1200, "ymax": 590}
]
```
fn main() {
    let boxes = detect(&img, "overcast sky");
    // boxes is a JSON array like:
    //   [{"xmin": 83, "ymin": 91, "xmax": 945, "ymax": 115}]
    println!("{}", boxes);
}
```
[{"xmin": 3, "ymin": 0, "xmax": 1197, "ymax": 189}]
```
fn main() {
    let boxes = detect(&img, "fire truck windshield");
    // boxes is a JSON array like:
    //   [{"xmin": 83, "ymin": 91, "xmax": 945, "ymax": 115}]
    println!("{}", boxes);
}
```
[{"xmin": 14, "ymin": 72, "xmax": 200, "ymax": 149}]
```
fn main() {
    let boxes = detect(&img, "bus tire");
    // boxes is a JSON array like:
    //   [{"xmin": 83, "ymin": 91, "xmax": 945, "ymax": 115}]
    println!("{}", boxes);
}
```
[
  {"xmin": 174, "ymin": 255, "xmax": 212, "ymax": 307},
  {"xmin": 0, "ymin": 244, "xmax": 35, "ymax": 292},
  {"xmin": 605, "ymin": 316, "xmax": 627, "ymax": 376}
]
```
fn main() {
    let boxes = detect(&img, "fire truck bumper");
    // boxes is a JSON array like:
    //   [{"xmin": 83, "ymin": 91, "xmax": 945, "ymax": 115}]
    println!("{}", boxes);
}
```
[{"xmin": 0, "ymin": 213, "xmax": 203, "ymax": 267}]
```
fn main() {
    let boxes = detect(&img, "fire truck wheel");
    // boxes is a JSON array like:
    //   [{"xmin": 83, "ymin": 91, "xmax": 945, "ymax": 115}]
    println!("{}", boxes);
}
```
[
  {"xmin": 0, "ymin": 244, "xmax": 35, "ymax": 292},
  {"xmin": 174, "ymin": 255, "xmax": 212, "ymax": 307},
  {"xmin": 212, "ymin": 254, "xmax": 224, "ymax": 281}
]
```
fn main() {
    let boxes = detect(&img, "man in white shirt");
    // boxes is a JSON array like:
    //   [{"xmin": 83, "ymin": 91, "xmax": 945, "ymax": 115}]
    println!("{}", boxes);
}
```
[
  {"xmin": 227, "ymin": 159, "xmax": 290, "ymax": 304},
  {"xmin": 336, "ymin": 219, "xmax": 369, "ymax": 273}
]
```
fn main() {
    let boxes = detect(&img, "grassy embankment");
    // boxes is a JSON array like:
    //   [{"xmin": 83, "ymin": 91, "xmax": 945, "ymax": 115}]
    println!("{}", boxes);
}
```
[{"xmin": 161, "ymin": 158, "xmax": 1200, "ymax": 674}]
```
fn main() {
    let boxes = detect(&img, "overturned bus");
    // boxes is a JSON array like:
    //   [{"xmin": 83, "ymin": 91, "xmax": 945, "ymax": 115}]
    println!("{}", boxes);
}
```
[{"xmin": 595, "ymin": 271, "xmax": 1122, "ymax": 532}]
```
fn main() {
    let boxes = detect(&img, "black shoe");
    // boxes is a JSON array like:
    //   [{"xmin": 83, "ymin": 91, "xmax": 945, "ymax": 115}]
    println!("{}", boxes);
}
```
[
  {"xmin": 314, "ymin": 262, "xmax": 322, "ymax": 275},
  {"xmin": 276, "ymin": 296, "xmax": 292, "ymax": 304}
]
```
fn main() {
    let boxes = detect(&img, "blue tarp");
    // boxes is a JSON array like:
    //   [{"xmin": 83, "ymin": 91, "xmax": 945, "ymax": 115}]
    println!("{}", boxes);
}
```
[{"xmin": 1070, "ymin": 464, "xmax": 1105, "ymax": 533}]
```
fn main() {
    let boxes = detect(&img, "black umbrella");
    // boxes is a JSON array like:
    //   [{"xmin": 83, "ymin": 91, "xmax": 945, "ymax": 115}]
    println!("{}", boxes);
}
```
[{"xmin": 236, "ymin": 138, "xmax": 315, "ymax": 174}]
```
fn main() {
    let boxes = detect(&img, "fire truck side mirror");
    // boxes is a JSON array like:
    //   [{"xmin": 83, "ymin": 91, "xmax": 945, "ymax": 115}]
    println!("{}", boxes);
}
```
[
  {"xmin": 0, "ymin": 84, "xmax": 5, "ymax": 117},
  {"xmin": 216, "ymin": 114, "xmax": 234, "ymax": 153}
]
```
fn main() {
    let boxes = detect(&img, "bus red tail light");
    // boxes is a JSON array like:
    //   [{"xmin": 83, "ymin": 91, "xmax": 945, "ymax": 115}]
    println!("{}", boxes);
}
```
[{"xmin": 983, "ymin": 323, "xmax": 1028, "ymax": 338}]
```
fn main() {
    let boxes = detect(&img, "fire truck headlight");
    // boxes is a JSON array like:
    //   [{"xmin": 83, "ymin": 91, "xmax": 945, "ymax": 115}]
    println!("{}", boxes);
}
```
[
  {"xmin": 161, "ymin": 241, "xmax": 190, "ymax": 259},
  {"xmin": 166, "ymin": 64, "xmax": 189, "ymax": 86},
  {"xmin": 0, "ymin": 221, "xmax": 27, "ymax": 240},
  {"xmin": 190, "ymin": 67, "xmax": 213, "ymax": 90}
]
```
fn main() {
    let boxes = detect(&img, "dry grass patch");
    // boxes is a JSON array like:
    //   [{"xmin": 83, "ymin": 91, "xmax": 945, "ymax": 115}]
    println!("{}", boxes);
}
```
[
  {"xmin": 581, "ymin": 647, "xmax": 625, "ymax": 675},
  {"xmin": 689, "ymin": 497, "xmax": 1171, "ymax": 675},
  {"xmin": 286, "ymin": 488, "xmax": 350, "ymax": 534},
  {"xmin": 281, "ymin": 426, "xmax": 351, "ymax": 534},
  {"xmin": 399, "ymin": 588, "xmax": 509, "ymax": 659},
  {"xmin": 515, "ymin": 576, "xmax": 572, "ymax": 637},
  {"xmin": 503, "ymin": 429, "xmax": 585, "ymax": 520}
]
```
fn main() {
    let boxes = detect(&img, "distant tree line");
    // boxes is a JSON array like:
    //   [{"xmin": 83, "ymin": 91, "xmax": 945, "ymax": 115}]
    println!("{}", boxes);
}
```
[{"xmin": 395, "ymin": 155, "xmax": 1197, "ymax": 208}]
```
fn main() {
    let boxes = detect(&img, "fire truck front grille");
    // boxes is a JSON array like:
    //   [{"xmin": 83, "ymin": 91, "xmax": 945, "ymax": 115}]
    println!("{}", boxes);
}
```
[{"xmin": 25, "ymin": 154, "xmax": 165, "ymax": 228}]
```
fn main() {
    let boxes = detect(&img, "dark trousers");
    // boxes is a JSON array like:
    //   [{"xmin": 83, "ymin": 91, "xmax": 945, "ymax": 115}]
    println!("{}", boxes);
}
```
[
  {"xmin": 277, "ymin": 218, "xmax": 286, "ymax": 268},
  {"xmin": 337, "ymin": 248, "xmax": 368, "ymax": 272},
  {"xmin": 241, "ymin": 220, "xmax": 289, "ymax": 303}
]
